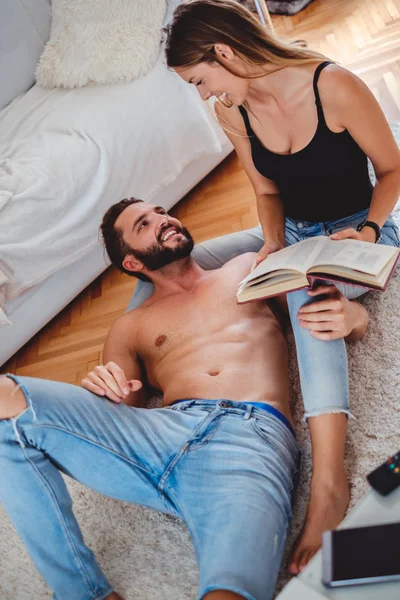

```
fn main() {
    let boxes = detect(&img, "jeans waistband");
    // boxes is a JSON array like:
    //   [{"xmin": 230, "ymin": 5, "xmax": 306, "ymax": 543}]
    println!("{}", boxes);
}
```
[
  {"xmin": 286, "ymin": 207, "xmax": 369, "ymax": 228},
  {"xmin": 169, "ymin": 398, "xmax": 296, "ymax": 439}
]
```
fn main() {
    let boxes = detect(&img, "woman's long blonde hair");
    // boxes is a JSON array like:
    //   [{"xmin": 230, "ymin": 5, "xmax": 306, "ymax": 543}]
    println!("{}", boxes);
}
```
[{"xmin": 165, "ymin": 0, "xmax": 328, "ymax": 130}]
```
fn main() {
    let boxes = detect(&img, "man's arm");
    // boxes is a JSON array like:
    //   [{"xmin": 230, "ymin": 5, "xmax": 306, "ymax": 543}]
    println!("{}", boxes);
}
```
[{"xmin": 81, "ymin": 314, "xmax": 147, "ymax": 407}]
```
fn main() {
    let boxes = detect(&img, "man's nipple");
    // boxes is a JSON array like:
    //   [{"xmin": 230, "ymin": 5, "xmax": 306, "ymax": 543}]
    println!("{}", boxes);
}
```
[{"xmin": 155, "ymin": 335, "xmax": 167, "ymax": 347}]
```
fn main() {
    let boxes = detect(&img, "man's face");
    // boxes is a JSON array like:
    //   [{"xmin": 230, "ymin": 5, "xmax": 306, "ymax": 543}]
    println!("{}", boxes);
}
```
[{"xmin": 115, "ymin": 202, "xmax": 194, "ymax": 273}]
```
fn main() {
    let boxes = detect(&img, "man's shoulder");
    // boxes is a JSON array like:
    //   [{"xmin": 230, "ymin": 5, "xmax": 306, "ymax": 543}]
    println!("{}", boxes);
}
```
[
  {"xmin": 221, "ymin": 252, "xmax": 256, "ymax": 272},
  {"xmin": 107, "ymin": 308, "xmax": 142, "ymax": 342},
  {"xmin": 209, "ymin": 253, "xmax": 256, "ymax": 286}
]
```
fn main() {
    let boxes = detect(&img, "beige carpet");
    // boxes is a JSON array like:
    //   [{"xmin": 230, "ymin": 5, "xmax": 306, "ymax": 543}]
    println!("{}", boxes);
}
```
[{"xmin": 1, "ymin": 128, "xmax": 399, "ymax": 600}]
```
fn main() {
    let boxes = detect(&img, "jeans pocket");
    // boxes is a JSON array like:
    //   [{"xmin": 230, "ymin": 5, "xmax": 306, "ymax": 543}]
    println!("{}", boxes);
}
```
[{"xmin": 250, "ymin": 417, "xmax": 298, "ymax": 471}]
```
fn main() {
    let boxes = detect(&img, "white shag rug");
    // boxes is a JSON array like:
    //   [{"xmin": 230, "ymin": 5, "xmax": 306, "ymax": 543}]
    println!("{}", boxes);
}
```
[
  {"xmin": 36, "ymin": 0, "xmax": 167, "ymax": 88},
  {"xmin": 1, "ymin": 129, "xmax": 399, "ymax": 600}
]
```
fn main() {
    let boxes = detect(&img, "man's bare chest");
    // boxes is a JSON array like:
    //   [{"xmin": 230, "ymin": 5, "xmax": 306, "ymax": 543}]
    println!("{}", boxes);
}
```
[{"xmin": 134, "ymin": 274, "xmax": 270, "ymax": 362}]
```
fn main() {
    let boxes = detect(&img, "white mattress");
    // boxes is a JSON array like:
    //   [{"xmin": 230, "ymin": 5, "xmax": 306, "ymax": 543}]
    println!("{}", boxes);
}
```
[{"xmin": 0, "ymin": 146, "xmax": 231, "ymax": 366}]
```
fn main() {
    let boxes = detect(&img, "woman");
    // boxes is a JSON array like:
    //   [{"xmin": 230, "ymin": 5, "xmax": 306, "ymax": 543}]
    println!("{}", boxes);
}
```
[{"xmin": 131, "ymin": 0, "xmax": 400, "ymax": 574}]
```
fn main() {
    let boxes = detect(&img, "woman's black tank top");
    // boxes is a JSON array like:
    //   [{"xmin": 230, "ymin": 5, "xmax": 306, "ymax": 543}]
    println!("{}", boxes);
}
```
[{"xmin": 238, "ymin": 61, "xmax": 373, "ymax": 222}]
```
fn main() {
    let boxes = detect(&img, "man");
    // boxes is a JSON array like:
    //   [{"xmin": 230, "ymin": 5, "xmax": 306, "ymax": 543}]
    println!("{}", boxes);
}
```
[{"xmin": 0, "ymin": 199, "xmax": 367, "ymax": 600}]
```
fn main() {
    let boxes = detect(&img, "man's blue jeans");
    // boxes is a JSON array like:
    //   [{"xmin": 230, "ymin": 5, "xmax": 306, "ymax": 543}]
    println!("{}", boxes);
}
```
[
  {"xmin": 129, "ymin": 208, "xmax": 400, "ymax": 419},
  {"xmin": 0, "ymin": 377, "xmax": 300, "ymax": 600}
]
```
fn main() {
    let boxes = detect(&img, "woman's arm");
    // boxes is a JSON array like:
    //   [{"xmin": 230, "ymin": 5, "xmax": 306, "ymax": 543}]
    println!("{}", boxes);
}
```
[
  {"xmin": 215, "ymin": 102, "xmax": 285, "ymax": 264},
  {"xmin": 275, "ymin": 285, "xmax": 369, "ymax": 342},
  {"xmin": 256, "ymin": 191, "xmax": 285, "ymax": 249},
  {"xmin": 321, "ymin": 66, "xmax": 400, "ymax": 242},
  {"xmin": 296, "ymin": 285, "xmax": 369, "ymax": 342}
]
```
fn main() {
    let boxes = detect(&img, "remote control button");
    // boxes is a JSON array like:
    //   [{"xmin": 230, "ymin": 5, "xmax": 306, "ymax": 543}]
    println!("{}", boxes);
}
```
[{"xmin": 395, "ymin": 467, "xmax": 400, "ymax": 473}]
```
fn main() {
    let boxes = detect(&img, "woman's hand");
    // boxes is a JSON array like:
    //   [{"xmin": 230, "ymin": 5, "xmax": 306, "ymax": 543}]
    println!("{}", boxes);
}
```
[
  {"xmin": 297, "ymin": 284, "xmax": 368, "ymax": 341},
  {"xmin": 81, "ymin": 361, "xmax": 142, "ymax": 403},
  {"xmin": 251, "ymin": 239, "xmax": 284, "ymax": 271},
  {"xmin": 330, "ymin": 226, "xmax": 376, "ymax": 243}
]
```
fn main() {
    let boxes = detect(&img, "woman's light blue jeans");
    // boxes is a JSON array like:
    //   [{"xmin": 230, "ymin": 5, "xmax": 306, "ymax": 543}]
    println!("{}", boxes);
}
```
[{"xmin": 128, "ymin": 208, "xmax": 400, "ymax": 420}]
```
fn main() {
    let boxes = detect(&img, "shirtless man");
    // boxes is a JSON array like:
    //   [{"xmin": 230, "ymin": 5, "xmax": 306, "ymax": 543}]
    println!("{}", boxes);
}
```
[{"xmin": 0, "ymin": 199, "xmax": 366, "ymax": 600}]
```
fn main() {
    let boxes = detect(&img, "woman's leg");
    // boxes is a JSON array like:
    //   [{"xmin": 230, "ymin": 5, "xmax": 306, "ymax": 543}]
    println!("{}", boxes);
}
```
[
  {"xmin": 126, "ymin": 279, "xmax": 155, "ymax": 311},
  {"xmin": 192, "ymin": 225, "xmax": 264, "ymax": 268},
  {"xmin": 287, "ymin": 212, "xmax": 400, "ymax": 573},
  {"xmin": 287, "ymin": 286, "xmax": 351, "ymax": 573},
  {"xmin": 284, "ymin": 217, "xmax": 351, "ymax": 573}
]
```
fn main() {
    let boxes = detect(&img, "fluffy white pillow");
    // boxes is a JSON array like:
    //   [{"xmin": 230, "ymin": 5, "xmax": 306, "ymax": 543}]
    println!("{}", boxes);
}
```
[{"xmin": 36, "ymin": 0, "xmax": 167, "ymax": 88}]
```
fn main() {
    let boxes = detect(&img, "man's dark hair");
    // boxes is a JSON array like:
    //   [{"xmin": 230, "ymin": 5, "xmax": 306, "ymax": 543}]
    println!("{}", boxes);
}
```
[{"xmin": 100, "ymin": 197, "xmax": 151, "ymax": 282}]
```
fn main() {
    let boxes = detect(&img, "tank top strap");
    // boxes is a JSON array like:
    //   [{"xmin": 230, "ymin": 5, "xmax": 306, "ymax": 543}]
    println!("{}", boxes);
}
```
[
  {"xmin": 238, "ymin": 104, "xmax": 252, "ymax": 135},
  {"xmin": 313, "ymin": 61, "xmax": 333, "ymax": 125}
]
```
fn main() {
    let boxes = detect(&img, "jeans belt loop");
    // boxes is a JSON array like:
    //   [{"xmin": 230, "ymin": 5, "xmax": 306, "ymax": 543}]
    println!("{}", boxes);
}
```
[
  {"xmin": 243, "ymin": 404, "xmax": 252, "ymax": 421},
  {"xmin": 177, "ymin": 400, "xmax": 194, "ymax": 411}
]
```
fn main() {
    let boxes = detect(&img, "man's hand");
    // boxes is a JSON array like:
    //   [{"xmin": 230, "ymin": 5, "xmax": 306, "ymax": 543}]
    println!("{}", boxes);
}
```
[
  {"xmin": 297, "ymin": 284, "xmax": 368, "ymax": 341},
  {"xmin": 330, "ymin": 226, "xmax": 376, "ymax": 243},
  {"xmin": 251, "ymin": 239, "xmax": 284, "ymax": 271},
  {"xmin": 81, "ymin": 362, "xmax": 142, "ymax": 403}
]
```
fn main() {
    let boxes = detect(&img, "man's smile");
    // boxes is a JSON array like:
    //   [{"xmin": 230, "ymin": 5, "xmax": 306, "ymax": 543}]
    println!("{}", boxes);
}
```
[{"xmin": 159, "ymin": 226, "xmax": 181, "ymax": 243}]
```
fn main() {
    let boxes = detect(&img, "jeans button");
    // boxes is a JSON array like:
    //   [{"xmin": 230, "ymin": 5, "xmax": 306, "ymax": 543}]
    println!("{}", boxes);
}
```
[
  {"xmin": 219, "ymin": 401, "xmax": 228, "ymax": 408},
  {"xmin": 297, "ymin": 222, "xmax": 303, "ymax": 229}
]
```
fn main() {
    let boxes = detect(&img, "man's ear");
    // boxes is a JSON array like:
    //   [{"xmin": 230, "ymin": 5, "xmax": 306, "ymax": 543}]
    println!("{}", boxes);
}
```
[
  {"xmin": 214, "ymin": 43, "xmax": 235, "ymax": 62},
  {"xmin": 122, "ymin": 254, "xmax": 143, "ymax": 274}
]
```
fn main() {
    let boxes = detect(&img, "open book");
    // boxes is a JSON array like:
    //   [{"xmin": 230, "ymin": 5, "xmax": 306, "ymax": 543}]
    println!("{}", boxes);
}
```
[{"xmin": 237, "ymin": 236, "xmax": 400, "ymax": 303}]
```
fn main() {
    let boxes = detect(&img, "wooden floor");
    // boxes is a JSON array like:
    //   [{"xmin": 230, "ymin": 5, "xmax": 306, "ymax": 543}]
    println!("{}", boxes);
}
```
[{"xmin": 2, "ymin": 0, "xmax": 400, "ymax": 381}]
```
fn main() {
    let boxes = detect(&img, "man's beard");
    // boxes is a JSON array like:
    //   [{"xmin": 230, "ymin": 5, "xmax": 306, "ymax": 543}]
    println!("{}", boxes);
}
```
[{"xmin": 132, "ymin": 226, "xmax": 194, "ymax": 271}]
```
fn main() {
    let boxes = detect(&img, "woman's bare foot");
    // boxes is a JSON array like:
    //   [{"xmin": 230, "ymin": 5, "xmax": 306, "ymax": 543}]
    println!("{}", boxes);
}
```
[
  {"xmin": 105, "ymin": 593, "xmax": 124, "ymax": 600},
  {"xmin": 288, "ymin": 471, "xmax": 350, "ymax": 575}
]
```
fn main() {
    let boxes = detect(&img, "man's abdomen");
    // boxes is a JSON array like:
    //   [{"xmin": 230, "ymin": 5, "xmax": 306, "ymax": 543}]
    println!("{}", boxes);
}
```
[{"xmin": 156, "ymin": 321, "xmax": 291, "ymax": 420}]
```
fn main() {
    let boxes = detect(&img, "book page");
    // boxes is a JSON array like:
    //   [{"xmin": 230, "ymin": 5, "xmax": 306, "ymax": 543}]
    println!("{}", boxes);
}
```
[
  {"xmin": 311, "ymin": 238, "xmax": 398, "ymax": 276},
  {"xmin": 286, "ymin": 236, "xmax": 326, "ymax": 269},
  {"xmin": 241, "ymin": 236, "xmax": 326, "ymax": 286}
]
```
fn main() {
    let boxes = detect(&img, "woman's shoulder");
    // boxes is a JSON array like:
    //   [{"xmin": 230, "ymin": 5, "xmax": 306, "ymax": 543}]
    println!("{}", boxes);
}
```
[{"xmin": 317, "ymin": 63, "xmax": 368, "ymax": 108}]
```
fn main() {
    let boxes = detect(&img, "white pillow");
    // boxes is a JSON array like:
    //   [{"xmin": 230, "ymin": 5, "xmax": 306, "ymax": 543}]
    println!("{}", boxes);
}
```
[{"xmin": 36, "ymin": 0, "xmax": 167, "ymax": 89}]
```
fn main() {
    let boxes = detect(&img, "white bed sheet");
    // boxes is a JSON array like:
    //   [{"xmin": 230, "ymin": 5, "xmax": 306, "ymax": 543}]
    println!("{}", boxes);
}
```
[{"xmin": 0, "ymin": 48, "xmax": 229, "ymax": 324}]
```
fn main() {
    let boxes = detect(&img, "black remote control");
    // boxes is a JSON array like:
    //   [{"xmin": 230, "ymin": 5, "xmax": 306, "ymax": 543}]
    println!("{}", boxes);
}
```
[{"xmin": 367, "ymin": 450, "xmax": 400, "ymax": 496}]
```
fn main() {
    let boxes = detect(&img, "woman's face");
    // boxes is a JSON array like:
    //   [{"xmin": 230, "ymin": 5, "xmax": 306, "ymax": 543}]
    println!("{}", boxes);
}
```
[{"xmin": 175, "ymin": 51, "xmax": 250, "ymax": 106}]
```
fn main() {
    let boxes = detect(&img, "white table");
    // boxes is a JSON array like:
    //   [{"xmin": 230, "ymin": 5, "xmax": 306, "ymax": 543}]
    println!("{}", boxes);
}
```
[{"xmin": 277, "ymin": 486, "xmax": 400, "ymax": 599}]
